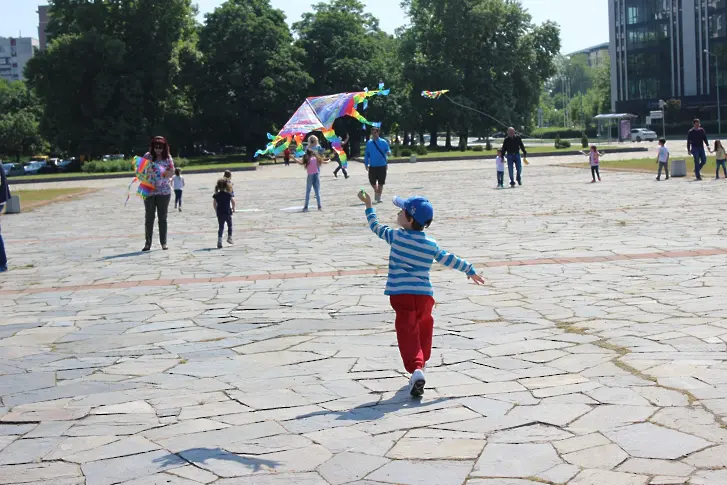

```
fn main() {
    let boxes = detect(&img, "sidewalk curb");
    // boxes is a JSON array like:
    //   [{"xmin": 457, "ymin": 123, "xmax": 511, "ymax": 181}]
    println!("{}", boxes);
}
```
[
  {"xmin": 7, "ymin": 164, "xmax": 258, "ymax": 185},
  {"xmin": 375, "ymin": 147, "xmax": 650, "ymax": 164}
]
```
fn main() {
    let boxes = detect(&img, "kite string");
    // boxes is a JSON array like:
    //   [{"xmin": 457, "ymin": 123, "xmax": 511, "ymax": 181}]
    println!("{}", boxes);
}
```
[{"xmin": 443, "ymin": 94, "xmax": 512, "ymax": 131}]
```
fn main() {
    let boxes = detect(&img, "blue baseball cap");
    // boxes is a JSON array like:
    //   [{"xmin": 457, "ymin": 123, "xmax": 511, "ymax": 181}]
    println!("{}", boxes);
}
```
[{"xmin": 393, "ymin": 196, "xmax": 434, "ymax": 225}]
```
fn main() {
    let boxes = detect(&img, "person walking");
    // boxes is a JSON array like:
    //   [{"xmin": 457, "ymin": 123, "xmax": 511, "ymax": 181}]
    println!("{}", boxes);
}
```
[
  {"xmin": 0, "ymin": 161, "xmax": 10, "ymax": 272},
  {"xmin": 333, "ymin": 133, "xmax": 350, "ymax": 179},
  {"xmin": 656, "ymin": 138, "xmax": 670, "ymax": 181},
  {"xmin": 172, "ymin": 168, "xmax": 185, "ymax": 211},
  {"xmin": 364, "ymin": 127, "xmax": 391, "ymax": 203},
  {"xmin": 213, "ymin": 178, "xmax": 235, "ymax": 248},
  {"xmin": 501, "ymin": 127, "xmax": 527, "ymax": 187},
  {"xmin": 714, "ymin": 140, "xmax": 726, "ymax": 179},
  {"xmin": 142, "ymin": 136, "xmax": 175, "ymax": 251},
  {"xmin": 687, "ymin": 118, "xmax": 711, "ymax": 180}
]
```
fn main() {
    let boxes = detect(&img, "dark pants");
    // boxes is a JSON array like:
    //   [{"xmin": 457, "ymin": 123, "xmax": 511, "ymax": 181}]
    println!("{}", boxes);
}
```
[
  {"xmin": 496, "ymin": 171, "xmax": 504, "ymax": 186},
  {"xmin": 0, "ymin": 219, "xmax": 6, "ymax": 270},
  {"xmin": 717, "ymin": 160, "xmax": 727, "ymax": 178},
  {"xmin": 174, "ymin": 189, "xmax": 183, "ymax": 208},
  {"xmin": 144, "ymin": 194, "xmax": 171, "ymax": 247},
  {"xmin": 657, "ymin": 162, "xmax": 670, "ymax": 179},
  {"xmin": 217, "ymin": 213, "xmax": 232, "ymax": 238},
  {"xmin": 591, "ymin": 165, "xmax": 601, "ymax": 180},
  {"xmin": 334, "ymin": 161, "xmax": 348, "ymax": 178},
  {"xmin": 693, "ymin": 149, "xmax": 707, "ymax": 179},
  {"xmin": 506, "ymin": 154, "xmax": 522, "ymax": 185}
]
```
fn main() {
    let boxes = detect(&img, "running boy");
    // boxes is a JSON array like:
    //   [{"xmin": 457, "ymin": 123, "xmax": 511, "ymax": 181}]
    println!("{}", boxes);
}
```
[
  {"xmin": 656, "ymin": 138, "xmax": 670, "ymax": 181},
  {"xmin": 357, "ymin": 190, "xmax": 485, "ymax": 397},
  {"xmin": 495, "ymin": 149, "xmax": 505, "ymax": 188}
]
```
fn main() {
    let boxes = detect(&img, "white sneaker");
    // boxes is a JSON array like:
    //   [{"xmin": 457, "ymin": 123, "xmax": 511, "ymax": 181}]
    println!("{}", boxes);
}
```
[
  {"xmin": 409, "ymin": 369, "xmax": 425, "ymax": 397},
  {"xmin": 227, "ymin": 236, "xmax": 234, "ymax": 245}
]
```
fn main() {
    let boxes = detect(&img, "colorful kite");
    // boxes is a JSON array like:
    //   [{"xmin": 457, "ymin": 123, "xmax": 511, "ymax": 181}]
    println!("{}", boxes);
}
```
[
  {"xmin": 124, "ymin": 156, "xmax": 156, "ymax": 206},
  {"xmin": 255, "ymin": 83, "xmax": 391, "ymax": 164},
  {"xmin": 421, "ymin": 90, "xmax": 449, "ymax": 99}
]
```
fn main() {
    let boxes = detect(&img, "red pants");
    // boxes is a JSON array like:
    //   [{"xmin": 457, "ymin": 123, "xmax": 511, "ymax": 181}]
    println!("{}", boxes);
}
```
[{"xmin": 390, "ymin": 294, "xmax": 435, "ymax": 373}]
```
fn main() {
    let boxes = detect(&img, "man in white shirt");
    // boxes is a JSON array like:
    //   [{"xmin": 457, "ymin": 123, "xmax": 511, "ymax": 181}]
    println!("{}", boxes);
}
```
[{"xmin": 656, "ymin": 138, "xmax": 670, "ymax": 181}]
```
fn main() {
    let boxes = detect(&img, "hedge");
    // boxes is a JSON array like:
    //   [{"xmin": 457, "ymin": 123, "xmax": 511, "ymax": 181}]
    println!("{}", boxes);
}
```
[{"xmin": 530, "ymin": 127, "xmax": 599, "ymax": 139}]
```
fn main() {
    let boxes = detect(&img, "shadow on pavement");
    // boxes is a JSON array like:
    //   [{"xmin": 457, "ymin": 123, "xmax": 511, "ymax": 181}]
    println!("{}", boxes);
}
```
[{"xmin": 154, "ymin": 447, "xmax": 281, "ymax": 473}]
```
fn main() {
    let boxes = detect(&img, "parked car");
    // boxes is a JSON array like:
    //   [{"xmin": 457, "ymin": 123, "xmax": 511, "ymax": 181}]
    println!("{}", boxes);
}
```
[
  {"xmin": 103, "ymin": 154, "xmax": 125, "ymax": 161},
  {"xmin": 1, "ymin": 163, "xmax": 15, "ymax": 176},
  {"xmin": 2, "ymin": 163, "xmax": 23, "ymax": 176},
  {"xmin": 57, "ymin": 159, "xmax": 74, "ymax": 171},
  {"xmin": 23, "ymin": 161, "xmax": 46, "ymax": 175},
  {"xmin": 630, "ymin": 128, "xmax": 657, "ymax": 142}
]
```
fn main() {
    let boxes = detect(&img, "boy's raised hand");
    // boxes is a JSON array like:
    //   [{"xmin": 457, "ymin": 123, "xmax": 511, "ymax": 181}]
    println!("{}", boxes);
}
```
[
  {"xmin": 468, "ymin": 273, "xmax": 485, "ymax": 285},
  {"xmin": 358, "ymin": 189, "xmax": 372, "ymax": 208}
]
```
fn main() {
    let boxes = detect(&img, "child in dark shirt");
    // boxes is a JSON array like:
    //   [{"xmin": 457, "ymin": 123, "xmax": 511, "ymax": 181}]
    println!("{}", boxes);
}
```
[{"xmin": 213, "ymin": 178, "xmax": 236, "ymax": 249}]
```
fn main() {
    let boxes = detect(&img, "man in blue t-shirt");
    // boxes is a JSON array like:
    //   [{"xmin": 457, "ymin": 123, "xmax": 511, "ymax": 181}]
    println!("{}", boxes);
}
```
[{"xmin": 364, "ymin": 127, "xmax": 391, "ymax": 203}]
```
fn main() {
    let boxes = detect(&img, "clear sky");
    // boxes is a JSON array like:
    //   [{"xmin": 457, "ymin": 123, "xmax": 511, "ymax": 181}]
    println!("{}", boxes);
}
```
[{"xmin": 0, "ymin": 0, "xmax": 608, "ymax": 54}]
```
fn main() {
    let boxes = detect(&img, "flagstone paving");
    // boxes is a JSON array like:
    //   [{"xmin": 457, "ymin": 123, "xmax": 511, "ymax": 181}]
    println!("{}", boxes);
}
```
[{"xmin": 1, "ymin": 154, "xmax": 727, "ymax": 485}]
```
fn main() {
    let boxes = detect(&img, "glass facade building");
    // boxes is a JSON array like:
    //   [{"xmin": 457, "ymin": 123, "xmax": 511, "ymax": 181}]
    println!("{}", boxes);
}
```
[{"xmin": 609, "ymin": 0, "xmax": 727, "ymax": 117}]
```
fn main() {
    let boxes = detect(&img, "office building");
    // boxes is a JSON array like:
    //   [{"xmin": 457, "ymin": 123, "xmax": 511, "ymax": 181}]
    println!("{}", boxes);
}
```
[
  {"xmin": 609, "ymin": 0, "xmax": 727, "ymax": 116},
  {"xmin": 38, "ymin": 5, "xmax": 50, "ymax": 51},
  {"xmin": 568, "ymin": 42, "xmax": 610, "ymax": 68},
  {"xmin": 0, "ymin": 37, "xmax": 39, "ymax": 82}
]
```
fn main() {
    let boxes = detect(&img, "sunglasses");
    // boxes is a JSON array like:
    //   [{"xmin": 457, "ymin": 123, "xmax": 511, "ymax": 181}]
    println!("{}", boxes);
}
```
[{"xmin": 153, "ymin": 144, "xmax": 164, "ymax": 148}]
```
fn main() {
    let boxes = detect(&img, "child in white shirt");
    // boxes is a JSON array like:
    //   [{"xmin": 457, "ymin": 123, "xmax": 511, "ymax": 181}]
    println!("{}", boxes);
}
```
[
  {"xmin": 656, "ymin": 138, "xmax": 670, "ymax": 181},
  {"xmin": 495, "ymin": 149, "xmax": 505, "ymax": 188},
  {"xmin": 172, "ymin": 168, "xmax": 185, "ymax": 211}
]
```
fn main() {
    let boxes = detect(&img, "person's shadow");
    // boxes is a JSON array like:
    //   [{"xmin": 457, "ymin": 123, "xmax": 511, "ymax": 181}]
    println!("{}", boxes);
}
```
[
  {"xmin": 154, "ymin": 447, "xmax": 281, "ymax": 474},
  {"xmin": 294, "ymin": 386, "xmax": 450, "ymax": 423},
  {"xmin": 99, "ymin": 251, "xmax": 147, "ymax": 260}
]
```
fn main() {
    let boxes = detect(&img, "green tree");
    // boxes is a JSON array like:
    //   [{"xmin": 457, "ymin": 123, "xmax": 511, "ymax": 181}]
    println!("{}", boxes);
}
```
[
  {"xmin": 26, "ymin": 0, "xmax": 198, "ymax": 158},
  {"xmin": 0, "ymin": 79, "xmax": 46, "ymax": 161},
  {"xmin": 0, "ymin": 110, "xmax": 46, "ymax": 162},
  {"xmin": 591, "ymin": 57, "xmax": 612, "ymax": 114},
  {"xmin": 196, "ymin": 0, "xmax": 312, "ymax": 159},
  {"xmin": 401, "ymin": 0, "xmax": 560, "ymax": 147},
  {"xmin": 293, "ymin": 0, "xmax": 397, "ymax": 155}
]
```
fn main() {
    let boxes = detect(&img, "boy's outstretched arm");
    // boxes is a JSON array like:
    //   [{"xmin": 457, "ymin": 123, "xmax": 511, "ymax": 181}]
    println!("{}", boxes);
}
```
[
  {"xmin": 434, "ymin": 247, "xmax": 485, "ymax": 285},
  {"xmin": 358, "ymin": 190, "xmax": 393, "ymax": 245}
]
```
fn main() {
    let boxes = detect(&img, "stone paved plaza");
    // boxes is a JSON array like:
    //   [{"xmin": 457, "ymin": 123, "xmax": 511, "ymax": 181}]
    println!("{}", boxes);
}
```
[{"xmin": 2, "ymin": 153, "xmax": 727, "ymax": 485}]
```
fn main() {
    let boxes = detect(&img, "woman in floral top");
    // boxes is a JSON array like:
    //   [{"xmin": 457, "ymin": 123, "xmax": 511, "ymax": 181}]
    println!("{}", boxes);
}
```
[{"xmin": 142, "ymin": 136, "xmax": 175, "ymax": 251}]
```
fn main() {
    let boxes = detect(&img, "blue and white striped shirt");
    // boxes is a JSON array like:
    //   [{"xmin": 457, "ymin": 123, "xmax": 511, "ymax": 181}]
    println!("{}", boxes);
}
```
[{"xmin": 366, "ymin": 208, "xmax": 476, "ymax": 296}]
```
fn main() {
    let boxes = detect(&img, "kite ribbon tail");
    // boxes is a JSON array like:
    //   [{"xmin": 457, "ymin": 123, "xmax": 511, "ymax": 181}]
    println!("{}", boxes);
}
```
[{"xmin": 125, "ymin": 177, "xmax": 138, "ymax": 207}]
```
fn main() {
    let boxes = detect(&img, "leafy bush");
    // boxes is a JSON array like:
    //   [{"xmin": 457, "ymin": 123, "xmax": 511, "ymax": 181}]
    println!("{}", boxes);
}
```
[
  {"xmin": 533, "ymin": 127, "xmax": 598, "ymax": 139},
  {"xmin": 554, "ymin": 135, "xmax": 572, "ymax": 149},
  {"xmin": 81, "ymin": 159, "xmax": 132, "ymax": 173},
  {"xmin": 581, "ymin": 134, "xmax": 589, "ymax": 148},
  {"xmin": 401, "ymin": 148, "xmax": 413, "ymax": 157},
  {"xmin": 415, "ymin": 144, "xmax": 428, "ymax": 156},
  {"xmin": 392, "ymin": 144, "xmax": 401, "ymax": 157},
  {"xmin": 472, "ymin": 145, "xmax": 484, "ymax": 152},
  {"xmin": 81, "ymin": 157, "xmax": 188, "ymax": 173}
]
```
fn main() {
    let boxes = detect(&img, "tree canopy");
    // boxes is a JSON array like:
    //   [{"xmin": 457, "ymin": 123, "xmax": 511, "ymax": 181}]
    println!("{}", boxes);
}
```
[{"xmin": 16, "ymin": 0, "xmax": 562, "ymax": 158}]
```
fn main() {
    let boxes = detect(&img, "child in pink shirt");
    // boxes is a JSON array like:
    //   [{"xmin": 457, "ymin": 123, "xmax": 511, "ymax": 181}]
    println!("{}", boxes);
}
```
[
  {"xmin": 299, "ymin": 149, "xmax": 328, "ymax": 212},
  {"xmin": 582, "ymin": 145, "xmax": 603, "ymax": 183}
]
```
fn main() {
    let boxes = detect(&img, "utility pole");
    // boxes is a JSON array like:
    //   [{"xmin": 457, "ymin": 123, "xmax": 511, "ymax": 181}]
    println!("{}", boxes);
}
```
[{"xmin": 705, "ymin": 50, "xmax": 721, "ymax": 135}]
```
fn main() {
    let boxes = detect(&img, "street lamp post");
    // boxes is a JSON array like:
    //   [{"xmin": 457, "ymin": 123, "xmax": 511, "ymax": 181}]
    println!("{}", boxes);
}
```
[{"xmin": 705, "ymin": 50, "xmax": 721, "ymax": 135}]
